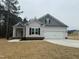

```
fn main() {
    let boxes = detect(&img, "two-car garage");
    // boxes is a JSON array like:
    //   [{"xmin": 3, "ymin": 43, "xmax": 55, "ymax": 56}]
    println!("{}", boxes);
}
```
[{"xmin": 44, "ymin": 31, "xmax": 66, "ymax": 39}]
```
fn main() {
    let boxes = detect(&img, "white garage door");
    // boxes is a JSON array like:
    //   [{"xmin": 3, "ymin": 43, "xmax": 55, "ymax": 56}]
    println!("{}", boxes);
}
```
[{"xmin": 44, "ymin": 32, "xmax": 65, "ymax": 39}]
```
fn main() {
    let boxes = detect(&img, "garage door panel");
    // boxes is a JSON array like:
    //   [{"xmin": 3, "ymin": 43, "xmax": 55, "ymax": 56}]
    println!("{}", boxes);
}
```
[{"xmin": 44, "ymin": 32, "xmax": 64, "ymax": 39}]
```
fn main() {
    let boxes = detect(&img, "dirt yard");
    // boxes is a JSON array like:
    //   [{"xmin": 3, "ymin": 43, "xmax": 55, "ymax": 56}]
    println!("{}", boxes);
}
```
[{"xmin": 0, "ymin": 39, "xmax": 79, "ymax": 59}]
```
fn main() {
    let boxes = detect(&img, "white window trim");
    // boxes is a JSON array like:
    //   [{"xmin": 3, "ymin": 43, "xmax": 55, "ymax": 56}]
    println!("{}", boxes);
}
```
[{"xmin": 29, "ymin": 28, "xmax": 40, "ymax": 35}]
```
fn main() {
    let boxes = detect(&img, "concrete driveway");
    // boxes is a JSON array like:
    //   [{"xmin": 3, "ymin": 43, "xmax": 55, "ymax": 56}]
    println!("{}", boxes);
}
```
[{"xmin": 45, "ymin": 39, "xmax": 79, "ymax": 48}]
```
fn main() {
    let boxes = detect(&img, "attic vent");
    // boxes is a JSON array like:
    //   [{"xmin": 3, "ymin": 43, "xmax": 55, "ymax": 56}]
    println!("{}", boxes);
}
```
[
  {"xmin": 45, "ymin": 19, "xmax": 47, "ymax": 24},
  {"xmin": 49, "ymin": 19, "xmax": 51, "ymax": 24}
]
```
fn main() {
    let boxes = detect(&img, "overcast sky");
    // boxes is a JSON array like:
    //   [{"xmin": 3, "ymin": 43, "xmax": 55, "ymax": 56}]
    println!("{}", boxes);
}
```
[{"xmin": 19, "ymin": 0, "xmax": 79, "ymax": 30}]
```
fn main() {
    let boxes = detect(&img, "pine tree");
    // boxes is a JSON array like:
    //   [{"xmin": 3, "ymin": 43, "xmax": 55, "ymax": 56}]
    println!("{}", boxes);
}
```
[
  {"xmin": 0, "ymin": 0, "xmax": 23, "ymax": 38},
  {"xmin": 2, "ymin": 0, "xmax": 23, "ymax": 16}
]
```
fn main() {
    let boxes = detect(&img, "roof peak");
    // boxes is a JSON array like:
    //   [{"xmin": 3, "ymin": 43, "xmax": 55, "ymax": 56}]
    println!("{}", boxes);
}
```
[{"xmin": 38, "ymin": 13, "xmax": 68, "ymax": 27}]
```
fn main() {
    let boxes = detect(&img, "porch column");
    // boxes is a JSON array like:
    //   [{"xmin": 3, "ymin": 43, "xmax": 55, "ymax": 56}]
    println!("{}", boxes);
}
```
[
  {"xmin": 13, "ymin": 27, "xmax": 16, "ymax": 37},
  {"xmin": 23, "ymin": 27, "xmax": 26, "ymax": 37}
]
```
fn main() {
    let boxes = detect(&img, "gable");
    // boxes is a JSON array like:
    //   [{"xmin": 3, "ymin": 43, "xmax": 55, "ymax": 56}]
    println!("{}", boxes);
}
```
[
  {"xmin": 17, "ymin": 23, "xmax": 24, "ymax": 27},
  {"xmin": 13, "ymin": 22, "xmax": 24, "ymax": 27},
  {"xmin": 38, "ymin": 14, "xmax": 68, "ymax": 27}
]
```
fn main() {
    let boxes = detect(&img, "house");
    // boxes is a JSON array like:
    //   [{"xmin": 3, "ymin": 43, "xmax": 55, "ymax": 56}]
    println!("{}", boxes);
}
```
[{"xmin": 13, "ymin": 14, "xmax": 68, "ymax": 39}]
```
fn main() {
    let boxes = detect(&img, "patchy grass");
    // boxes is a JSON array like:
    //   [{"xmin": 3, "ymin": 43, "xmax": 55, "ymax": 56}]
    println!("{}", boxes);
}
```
[
  {"xmin": 68, "ymin": 33, "xmax": 79, "ymax": 40},
  {"xmin": 68, "ymin": 35, "xmax": 79, "ymax": 40},
  {"xmin": 0, "ymin": 39, "xmax": 79, "ymax": 59}
]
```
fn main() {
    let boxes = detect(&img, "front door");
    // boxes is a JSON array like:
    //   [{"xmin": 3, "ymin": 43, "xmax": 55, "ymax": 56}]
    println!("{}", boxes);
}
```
[{"xmin": 16, "ymin": 28, "xmax": 23, "ymax": 37}]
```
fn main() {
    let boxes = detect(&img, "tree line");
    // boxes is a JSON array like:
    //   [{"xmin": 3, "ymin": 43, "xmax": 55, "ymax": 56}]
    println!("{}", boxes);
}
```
[{"xmin": 0, "ymin": 0, "xmax": 23, "ymax": 38}]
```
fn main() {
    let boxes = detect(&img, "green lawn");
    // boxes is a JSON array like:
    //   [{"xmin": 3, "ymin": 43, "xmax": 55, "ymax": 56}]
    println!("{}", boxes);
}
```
[{"xmin": 0, "ymin": 39, "xmax": 79, "ymax": 59}]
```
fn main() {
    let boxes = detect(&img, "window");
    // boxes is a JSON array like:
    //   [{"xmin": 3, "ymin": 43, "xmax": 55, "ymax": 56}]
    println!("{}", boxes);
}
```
[
  {"xmin": 45, "ymin": 19, "xmax": 47, "ymax": 24},
  {"xmin": 29, "ymin": 28, "xmax": 40, "ymax": 35},
  {"xmin": 36, "ymin": 28, "xmax": 38, "ymax": 34},
  {"xmin": 49, "ymin": 19, "xmax": 51, "ymax": 24},
  {"xmin": 46, "ymin": 18, "xmax": 51, "ymax": 24},
  {"xmin": 32, "ymin": 28, "xmax": 34, "ymax": 34}
]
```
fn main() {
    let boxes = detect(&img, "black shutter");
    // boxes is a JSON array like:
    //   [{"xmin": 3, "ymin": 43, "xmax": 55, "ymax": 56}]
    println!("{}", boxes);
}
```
[
  {"xmin": 39, "ymin": 28, "xmax": 40, "ymax": 35},
  {"xmin": 29, "ymin": 28, "xmax": 31, "ymax": 35}
]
